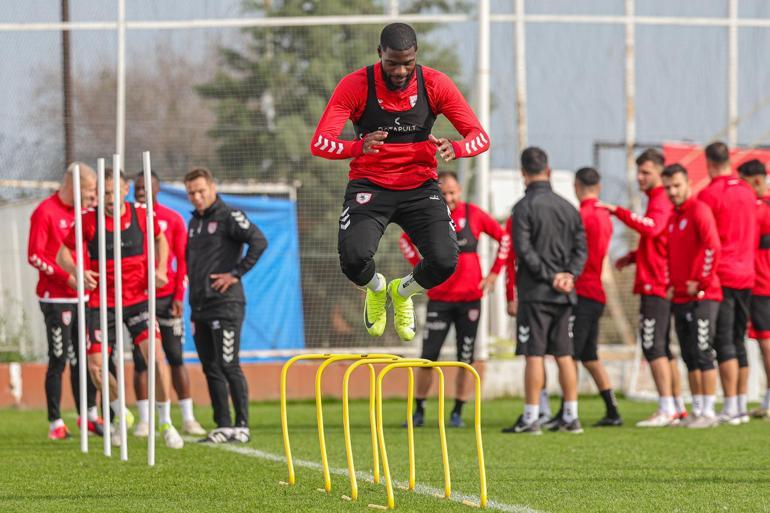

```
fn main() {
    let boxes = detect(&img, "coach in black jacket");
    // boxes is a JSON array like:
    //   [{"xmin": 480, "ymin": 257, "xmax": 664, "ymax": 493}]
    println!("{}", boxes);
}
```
[
  {"xmin": 185, "ymin": 167, "xmax": 267, "ymax": 443},
  {"xmin": 503, "ymin": 147, "xmax": 587, "ymax": 435}
]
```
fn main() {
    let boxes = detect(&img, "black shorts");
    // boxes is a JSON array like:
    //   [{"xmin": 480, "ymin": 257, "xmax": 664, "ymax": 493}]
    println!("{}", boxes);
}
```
[
  {"xmin": 516, "ymin": 302, "xmax": 573, "ymax": 357},
  {"xmin": 39, "ymin": 302, "xmax": 80, "ymax": 365},
  {"xmin": 672, "ymin": 300, "xmax": 718, "ymax": 372},
  {"xmin": 572, "ymin": 297, "xmax": 605, "ymax": 362},
  {"xmin": 750, "ymin": 295, "xmax": 770, "ymax": 338},
  {"xmin": 133, "ymin": 295, "xmax": 185, "ymax": 371},
  {"xmin": 714, "ymin": 287, "xmax": 751, "ymax": 366},
  {"xmin": 639, "ymin": 295, "xmax": 672, "ymax": 362},
  {"xmin": 87, "ymin": 301, "xmax": 157, "ymax": 355},
  {"xmin": 420, "ymin": 300, "xmax": 481, "ymax": 364}
]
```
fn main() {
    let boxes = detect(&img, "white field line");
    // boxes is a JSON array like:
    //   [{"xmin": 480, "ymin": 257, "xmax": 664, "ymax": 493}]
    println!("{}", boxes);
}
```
[{"xmin": 188, "ymin": 438, "xmax": 545, "ymax": 513}]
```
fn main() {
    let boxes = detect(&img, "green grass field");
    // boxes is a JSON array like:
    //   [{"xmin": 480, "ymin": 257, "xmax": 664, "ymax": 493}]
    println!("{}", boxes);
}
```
[{"xmin": 3, "ymin": 397, "xmax": 770, "ymax": 513}]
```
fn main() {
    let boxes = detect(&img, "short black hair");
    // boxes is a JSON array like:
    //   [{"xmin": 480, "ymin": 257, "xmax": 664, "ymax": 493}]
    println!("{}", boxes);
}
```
[
  {"xmin": 635, "ymin": 148, "xmax": 664, "ymax": 168},
  {"xmin": 705, "ymin": 141, "xmax": 730, "ymax": 165},
  {"xmin": 738, "ymin": 159, "xmax": 766, "ymax": 177},
  {"xmin": 134, "ymin": 170, "xmax": 159, "ymax": 182},
  {"xmin": 438, "ymin": 170, "xmax": 458, "ymax": 183},
  {"xmin": 662, "ymin": 163, "xmax": 688, "ymax": 179},
  {"xmin": 520, "ymin": 147, "xmax": 548, "ymax": 176},
  {"xmin": 380, "ymin": 23, "xmax": 417, "ymax": 51},
  {"xmin": 575, "ymin": 167, "xmax": 600, "ymax": 187}
]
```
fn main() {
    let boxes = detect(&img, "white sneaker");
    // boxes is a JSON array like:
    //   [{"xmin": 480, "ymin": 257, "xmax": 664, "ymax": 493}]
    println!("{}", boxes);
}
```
[
  {"xmin": 133, "ymin": 421, "xmax": 149, "ymax": 438},
  {"xmin": 183, "ymin": 419, "xmax": 207, "ymax": 436},
  {"xmin": 717, "ymin": 413, "xmax": 741, "ymax": 426},
  {"xmin": 739, "ymin": 413, "xmax": 750, "ymax": 424},
  {"xmin": 231, "ymin": 427, "xmax": 250, "ymax": 444},
  {"xmin": 110, "ymin": 424, "xmax": 122, "ymax": 446},
  {"xmin": 161, "ymin": 423, "xmax": 184, "ymax": 449},
  {"xmin": 200, "ymin": 427, "xmax": 233, "ymax": 444},
  {"xmin": 687, "ymin": 415, "xmax": 719, "ymax": 429},
  {"xmin": 635, "ymin": 411, "xmax": 676, "ymax": 427}
]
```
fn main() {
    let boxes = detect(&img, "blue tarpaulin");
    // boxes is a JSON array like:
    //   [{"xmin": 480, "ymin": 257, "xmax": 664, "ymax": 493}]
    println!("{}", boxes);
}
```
[{"xmin": 152, "ymin": 185, "xmax": 305, "ymax": 362}]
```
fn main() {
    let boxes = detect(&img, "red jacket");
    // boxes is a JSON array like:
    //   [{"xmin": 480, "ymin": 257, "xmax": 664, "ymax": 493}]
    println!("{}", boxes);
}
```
[
  {"xmin": 27, "ymin": 193, "xmax": 80, "ymax": 302},
  {"xmin": 667, "ymin": 197, "xmax": 722, "ymax": 304},
  {"xmin": 576, "ymin": 198, "xmax": 612, "ymax": 304},
  {"xmin": 753, "ymin": 196, "xmax": 770, "ymax": 297},
  {"xmin": 613, "ymin": 186, "xmax": 672, "ymax": 298},
  {"xmin": 399, "ymin": 201, "xmax": 508, "ymax": 302},
  {"xmin": 503, "ymin": 216, "xmax": 517, "ymax": 302},
  {"xmin": 698, "ymin": 175, "xmax": 757, "ymax": 290},
  {"xmin": 155, "ymin": 203, "xmax": 187, "ymax": 301},
  {"xmin": 310, "ymin": 62, "xmax": 489, "ymax": 190}
]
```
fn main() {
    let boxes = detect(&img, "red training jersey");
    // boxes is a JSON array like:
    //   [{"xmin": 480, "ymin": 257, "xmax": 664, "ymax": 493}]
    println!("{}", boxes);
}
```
[
  {"xmin": 575, "ymin": 198, "xmax": 613, "ymax": 304},
  {"xmin": 753, "ymin": 196, "xmax": 770, "ymax": 297},
  {"xmin": 155, "ymin": 203, "xmax": 187, "ymax": 301},
  {"xmin": 503, "ymin": 216, "xmax": 518, "ymax": 302},
  {"xmin": 698, "ymin": 174, "xmax": 756, "ymax": 290},
  {"xmin": 63, "ymin": 202, "xmax": 160, "ymax": 308},
  {"xmin": 613, "ymin": 186, "xmax": 672, "ymax": 298},
  {"xmin": 399, "ymin": 201, "xmax": 508, "ymax": 302},
  {"xmin": 310, "ymin": 62, "xmax": 489, "ymax": 190},
  {"xmin": 667, "ymin": 197, "xmax": 722, "ymax": 304}
]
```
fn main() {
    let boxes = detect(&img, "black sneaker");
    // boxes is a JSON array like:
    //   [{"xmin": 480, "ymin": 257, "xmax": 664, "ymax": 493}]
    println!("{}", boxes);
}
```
[
  {"xmin": 198, "ymin": 427, "xmax": 233, "ymax": 444},
  {"xmin": 552, "ymin": 418, "xmax": 584, "ymax": 434},
  {"xmin": 593, "ymin": 415, "xmax": 623, "ymax": 427},
  {"xmin": 501, "ymin": 414, "xmax": 542, "ymax": 435},
  {"xmin": 542, "ymin": 412, "xmax": 563, "ymax": 431},
  {"xmin": 402, "ymin": 410, "xmax": 424, "ymax": 428}
]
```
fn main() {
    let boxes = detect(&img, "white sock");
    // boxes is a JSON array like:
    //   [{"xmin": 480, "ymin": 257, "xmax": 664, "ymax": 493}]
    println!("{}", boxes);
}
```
[
  {"xmin": 523, "ymin": 404, "xmax": 540, "ymax": 425},
  {"xmin": 539, "ymin": 389, "xmax": 551, "ymax": 417},
  {"xmin": 50, "ymin": 418, "xmax": 64, "ymax": 430},
  {"xmin": 659, "ymin": 396, "xmax": 675, "ymax": 416},
  {"xmin": 738, "ymin": 394, "xmax": 748, "ymax": 414},
  {"xmin": 692, "ymin": 395, "xmax": 704, "ymax": 417},
  {"xmin": 763, "ymin": 388, "xmax": 770, "ymax": 409},
  {"xmin": 366, "ymin": 273, "xmax": 385, "ymax": 292},
  {"xmin": 110, "ymin": 399, "xmax": 121, "ymax": 419},
  {"xmin": 179, "ymin": 398, "xmax": 195, "ymax": 423},
  {"xmin": 137, "ymin": 399, "xmax": 149, "ymax": 424},
  {"xmin": 563, "ymin": 401, "xmax": 578, "ymax": 423},
  {"xmin": 397, "ymin": 273, "xmax": 424, "ymax": 297},
  {"xmin": 723, "ymin": 395, "xmax": 738, "ymax": 417},
  {"xmin": 157, "ymin": 400, "xmax": 172, "ymax": 426},
  {"xmin": 675, "ymin": 396, "xmax": 686, "ymax": 414},
  {"xmin": 87, "ymin": 406, "xmax": 99, "ymax": 422},
  {"xmin": 704, "ymin": 395, "xmax": 717, "ymax": 417}
]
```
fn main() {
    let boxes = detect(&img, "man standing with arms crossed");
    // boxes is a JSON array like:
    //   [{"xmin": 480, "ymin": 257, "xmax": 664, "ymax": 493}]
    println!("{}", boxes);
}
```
[
  {"xmin": 662, "ymin": 164, "xmax": 722, "ymax": 428},
  {"xmin": 698, "ymin": 142, "xmax": 756, "ymax": 424},
  {"xmin": 503, "ymin": 147, "xmax": 587, "ymax": 435},
  {"xmin": 185, "ymin": 168, "xmax": 268, "ymax": 443},
  {"xmin": 310, "ymin": 23, "xmax": 489, "ymax": 342},
  {"xmin": 131, "ymin": 171, "xmax": 205, "ymax": 437},
  {"xmin": 399, "ymin": 171, "xmax": 510, "ymax": 427}
]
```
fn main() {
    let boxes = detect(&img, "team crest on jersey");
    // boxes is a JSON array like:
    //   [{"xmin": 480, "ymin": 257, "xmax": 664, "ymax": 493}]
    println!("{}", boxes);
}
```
[
  {"xmin": 356, "ymin": 192, "xmax": 372, "ymax": 204},
  {"xmin": 679, "ymin": 219, "xmax": 688, "ymax": 231},
  {"xmin": 468, "ymin": 308, "xmax": 479, "ymax": 322},
  {"xmin": 208, "ymin": 221, "xmax": 218, "ymax": 234},
  {"xmin": 159, "ymin": 220, "xmax": 168, "ymax": 232},
  {"xmin": 59, "ymin": 219, "xmax": 69, "ymax": 229},
  {"xmin": 458, "ymin": 218, "xmax": 466, "ymax": 229},
  {"xmin": 409, "ymin": 94, "xmax": 418, "ymax": 107},
  {"xmin": 94, "ymin": 329, "xmax": 103, "ymax": 343},
  {"xmin": 62, "ymin": 311, "xmax": 72, "ymax": 326}
]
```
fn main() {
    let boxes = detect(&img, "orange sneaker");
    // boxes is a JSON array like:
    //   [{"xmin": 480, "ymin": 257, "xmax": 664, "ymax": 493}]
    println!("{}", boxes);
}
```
[{"xmin": 48, "ymin": 424, "xmax": 72, "ymax": 440}]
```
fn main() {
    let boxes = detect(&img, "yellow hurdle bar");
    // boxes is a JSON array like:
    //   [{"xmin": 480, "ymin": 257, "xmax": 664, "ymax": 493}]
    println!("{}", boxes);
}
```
[
  {"xmin": 375, "ymin": 361, "xmax": 487, "ymax": 510},
  {"xmin": 315, "ymin": 353, "xmax": 400, "ymax": 493}
]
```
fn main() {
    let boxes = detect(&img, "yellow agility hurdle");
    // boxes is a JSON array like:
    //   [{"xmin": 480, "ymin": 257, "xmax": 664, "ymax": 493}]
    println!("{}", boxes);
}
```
[
  {"xmin": 341, "ymin": 357, "xmax": 431, "ymax": 501},
  {"xmin": 315, "ymin": 353, "xmax": 401, "ymax": 493},
  {"xmin": 375, "ymin": 361, "xmax": 487, "ymax": 510}
]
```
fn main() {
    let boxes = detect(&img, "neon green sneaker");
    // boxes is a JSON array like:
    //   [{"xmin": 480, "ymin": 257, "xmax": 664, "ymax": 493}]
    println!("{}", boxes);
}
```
[
  {"xmin": 364, "ymin": 273, "xmax": 387, "ymax": 337},
  {"xmin": 124, "ymin": 408, "xmax": 135, "ymax": 429},
  {"xmin": 388, "ymin": 279, "xmax": 416, "ymax": 342}
]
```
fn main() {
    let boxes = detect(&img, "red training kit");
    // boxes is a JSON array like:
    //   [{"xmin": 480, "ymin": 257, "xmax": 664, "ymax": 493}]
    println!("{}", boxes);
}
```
[
  {"xmin": 311, "ymin": 62, "xmax": 489, "ymax": 190},
  {"xmin": 155, "ymin": 203, "xmax": 187, "ymax": 301},
  {"xmin": 753, "ymin": 196, "xmax": 770, "ymax": 296},
  {"xmin": 575, "ymin": 198, "xmax": 613, "ymax": 304},
  {"xmin": 503, "ymin": 216, "xmax": 518, "ymax": 303},
  {"xmin": 667, "ymin": 197, "xmax": 722, "ymax": 304}
]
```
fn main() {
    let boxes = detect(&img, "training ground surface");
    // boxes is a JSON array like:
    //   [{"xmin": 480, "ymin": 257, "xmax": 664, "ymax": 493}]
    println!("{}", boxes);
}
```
[{"xmin": 2, "ymin": 397, "xmax": 770, "ymax": 513}]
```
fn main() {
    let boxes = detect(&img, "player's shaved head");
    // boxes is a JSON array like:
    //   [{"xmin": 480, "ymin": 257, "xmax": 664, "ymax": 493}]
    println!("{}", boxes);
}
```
[
  {"xmin": 62, "ymin": 162, "xmax": 97, "ymax": 208},
  {"xmin": 380, "ymin": 23, "xmax": 417, "ymax": 52}
]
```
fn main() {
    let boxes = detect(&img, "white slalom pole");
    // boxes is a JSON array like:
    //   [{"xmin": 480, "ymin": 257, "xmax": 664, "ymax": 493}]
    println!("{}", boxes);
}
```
[
  {"xmin": 113, "ymin": 155, "xmax": 128, "ymax": 461},
  {"xmin": 72, "ymin": 163, "xmax": 88, "ymax": 454},
  {"xmin": 143, "ymin": 151, "xmax": 156, "ymax": 467},
  {"xmin": 97, "ymin": 158, "xmax": 111, "ymax": 455}
]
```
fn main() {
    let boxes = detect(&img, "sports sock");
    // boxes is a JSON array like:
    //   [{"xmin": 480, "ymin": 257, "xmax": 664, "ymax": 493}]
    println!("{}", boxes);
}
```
[
  {"xmin": 692, "ymin": 395, "xmax": 704, "ymax": 417},
  {"xmin": 659, "ymin": 396, "xmax": 675, "ymax": 416},
  {"xmin": 600, "ymin": 389, "xmax": 619, "ymax": 418},
  {"xmin": 738, "ymin": 394, "xmax": 748, "ymax": 414},
  {"xmin": 723, "ymin": 395, "xmax": 738, "ymax": 417},
  {"xmin": 397, "ymin": 273, "xmax": 424, "ymax": 297},
  {"xmin": 452, "ymin": 400, "xmax": 465, "ymax": 416},
  {"xmin": 763, "ymin": 388, "xmax": 770, "ymax": 410},
  {"xmin": 703, "ymin": 395, "xmax": 717, "ymax": 417},
  {"xmin": 87, "ymin": 406, "xmax": 99, "ymax": 422},
  {"xmin": 675, "ymin": 395, "xmax": 686, "ymax": 414},
  {"xmin": 179, "ymin": 398, "xmax": 195, "ymax": 423},
  {"xmin": 366, "ymin": 273, "xmax": 385, "ymax": 292},
  {"xmin": 158, "ymin": 401, "xmax": 172, "ymax": 426},
  {"xmin": 415, "ymin": 398, "xmax": 425, "ymax": 414},
  {"xmin": 50, "ymin": 418, "xmax": 64, "ymax": 430},
  {"xmin": 110, "ymin": 399, "xmax": 122, "ymax": 422},
  {"xmin": 539, "ymin": 389, "xmax": 551, "ymax": 417},
  {"xmin": 523, "ymin": 404, "xmax": 539, "ymax": 425},
  {"xmin": 563, "ymin": 401, "xmax": 578, "ymax": 423},
  {"xmin": 137, "ymin": 399, "xmax": 149, "ymax": 424}
]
